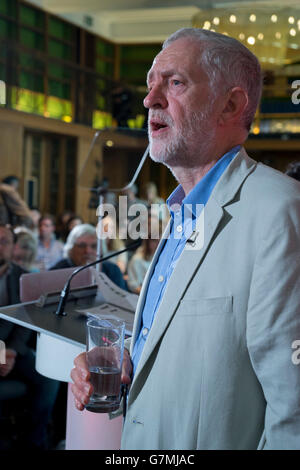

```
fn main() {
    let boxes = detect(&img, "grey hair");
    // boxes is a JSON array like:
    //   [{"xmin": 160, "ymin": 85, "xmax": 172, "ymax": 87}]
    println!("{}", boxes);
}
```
[
  {"xmin": 64, "ymin": 223, "xmax": 96, "ymax": 258},
  {"xmin": 163, "ymin": 28, "xmax": 263, "ymax": 131}
]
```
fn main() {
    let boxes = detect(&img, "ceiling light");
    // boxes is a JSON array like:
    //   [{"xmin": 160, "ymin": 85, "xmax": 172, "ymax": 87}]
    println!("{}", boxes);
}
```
[
  {"xmin": 290, "ymin": 28, "xmax": 296, "ymax": 36},
  {"xmin": 222, "ymin": 32, "xmax": 228, "ymax": 36},
  {"xmin": 213, "ymin": 17, "xmax": 220, "ymax": 25},
  {"xmin": 249, "ymin": 14, "xmax": 256, "ymax": 22},
  {"xmin": 271, "ymin": 14, "xmax": 277, "ymax": 23},
  {"xmin": 239, "ymin": 33, "xmax": 245, "ymax": 40},
  {"xmin": 247, "ymin": 36, "xmax": 255, "ymax": 45},
  {"xmin": 203, "ymin": 21, "xmax": 211, "ymax": 30},
  {"xmin": 230, "ymin": 15, "xmax": 237, "ymax": 23},
  {"xmin": 257, "ymin": 33, "xmax": 264, "ymax": 40},
  {"xmin": 288, "ymin": 17, "xmax": 295, "ymax": 24},
  {"xmin": 275, "ymin": 32, "xmax": 281, "ymax": 39}
]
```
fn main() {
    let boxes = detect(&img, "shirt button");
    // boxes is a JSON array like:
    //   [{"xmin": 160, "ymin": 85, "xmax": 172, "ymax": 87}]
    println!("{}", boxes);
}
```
[
  {"xmin": 177, "ymin": 225, "xmax": 183, "ymax": 233},
  {"xmin": 142, "ymin": 327, "xmax": 149, "ymax": 337},
  {"xmin": 158, "ymin": 275, "xmax": 164, "ymax": 282}
]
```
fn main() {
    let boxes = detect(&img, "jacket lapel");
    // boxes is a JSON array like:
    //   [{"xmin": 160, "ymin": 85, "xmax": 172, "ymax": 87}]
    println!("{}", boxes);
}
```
[{"xmin": 130, "ymin": 148, "xmax": 257, "ymax": 384}]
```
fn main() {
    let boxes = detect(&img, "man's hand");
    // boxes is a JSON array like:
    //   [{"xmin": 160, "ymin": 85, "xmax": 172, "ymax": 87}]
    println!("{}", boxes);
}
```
[
  {"xmin": 0, "ymin": 349, "xmax": 17, "ymax": 377},
  {"xmin": 70, "ymin": 348, "xmax": 133, "ymax": 411}
]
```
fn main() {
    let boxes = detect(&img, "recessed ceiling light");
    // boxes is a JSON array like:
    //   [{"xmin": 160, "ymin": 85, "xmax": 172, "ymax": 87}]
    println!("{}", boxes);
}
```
[
  {"xmin": 275, "ymin": 32, "xmax": 281, "ymax": 39},
  {"xmin": 288, "ymin": 16, "xmax": 295, "ymax": 24},
  {"xmin": 203, "ymin": 21, "xmax": 211, "ymax": 30},
  {"xmin": 247, "ymin": 36, "xmax": 255, "ymax": 45},
  {"xmin": 230, "ymin": 15, "xmax": 237, "ymax": 23},
  {"xmin": 271, "ymin": 14, "xmax": 277, "ymax": 23},
  {"xmin": 239, "ymin": 33, "xmax": 245, "ymax": 40},
  {"xmin": 249, "ymin": 14, "xmax": 256, "ymax": 22},
  {"xmin": 213, "ymin": 17, "xmax": 220, "ymax": 25},
  {"xmin": 290, "ymin": 28, "xmax": 296, "ymax": 36},
  {"xmin": 257, "ymin": 33, "xmax": 264, "ymax": 40}
]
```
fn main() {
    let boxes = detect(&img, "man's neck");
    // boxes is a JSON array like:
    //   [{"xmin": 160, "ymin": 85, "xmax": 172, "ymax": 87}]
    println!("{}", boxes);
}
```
[{"xmin": 170, "ymin": 139, "xmax": 243, "ymax": 196}]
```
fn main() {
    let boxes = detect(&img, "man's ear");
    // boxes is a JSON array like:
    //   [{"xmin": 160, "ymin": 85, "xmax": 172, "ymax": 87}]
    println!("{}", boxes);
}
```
[{"xmin": 218, "ymin": 87, "xmax": 249, "ymax": 126}]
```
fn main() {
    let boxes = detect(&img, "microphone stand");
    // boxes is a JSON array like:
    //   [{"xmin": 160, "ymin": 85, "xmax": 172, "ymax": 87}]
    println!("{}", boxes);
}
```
[{"xmin": 55, "ymin": 240, "xmax": 140, "ymax": 316}]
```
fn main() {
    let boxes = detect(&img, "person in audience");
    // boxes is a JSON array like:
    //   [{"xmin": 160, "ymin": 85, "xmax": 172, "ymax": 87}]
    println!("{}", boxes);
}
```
[
  {"xmin": 120, "ymin": 184, "xmax": 147, "ymax": 217},
  {"xmin": 12, "ymin": 229, "xmax": 38, "ymax": 272},
  {"xmin": 67, "ymin": 215, "xmax": 83, "ymax": 233},
  {"xmin": 100, "ymin": 215, "xmax": 128, "ymax": 274},
  {"xmin": 0, "ymin": 224, "xmax": 59, "ymax": 449},
  {"xmin": 55, "ymin": 210, "xmax": 75, "ymax": 242},
  {"xmin": 127, "ymin": 215, "xmax": 160, "ymax": 293},
  {"xmin": 2, "ymin": 176, "xmax": 20, "ymax": 192},
  {"xmin": 50, "ymin": 223, "xmax": 127, "ymax": 290},
  {"xmin": 119, "ymin": 184, "xmax": 147, "ymax": 256},
  {"xmin": 285, "ymin": 161, "xmax": 300, "ymax": 182},
  {"xmin": 143, "ymin": 181, "xmax": 168, "ymax": 227},
  {"xmin": 35, "ymin": 214, "xmax": 64, "ymax": 270},
  {"xmin": 0, "ymin": 180, "xmax": 33, "ymax": 229}
]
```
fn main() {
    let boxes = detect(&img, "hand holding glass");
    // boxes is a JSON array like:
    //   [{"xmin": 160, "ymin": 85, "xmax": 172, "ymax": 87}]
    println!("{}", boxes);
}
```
[{"xmin": 85, "ymin": 317, "xmax": 125, "ymax": 413}]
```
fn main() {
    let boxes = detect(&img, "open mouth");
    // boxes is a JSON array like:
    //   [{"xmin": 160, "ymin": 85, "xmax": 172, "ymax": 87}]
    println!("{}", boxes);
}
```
[{"xmin": 150, "ymin": 120, "xmax": 169, "ymax": 132}]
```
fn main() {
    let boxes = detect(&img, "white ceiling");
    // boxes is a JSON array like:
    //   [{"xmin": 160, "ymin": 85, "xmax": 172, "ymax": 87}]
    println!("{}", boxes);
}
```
[{"xmin": 26, "ymin": 0, "xmax": 300, "ymax": 43}]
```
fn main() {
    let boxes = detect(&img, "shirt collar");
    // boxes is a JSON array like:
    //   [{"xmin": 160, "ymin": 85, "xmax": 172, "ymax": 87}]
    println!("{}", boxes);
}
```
[{"xmin": 167, "ymin": 145, "xmax": 241, "ymax": 220}]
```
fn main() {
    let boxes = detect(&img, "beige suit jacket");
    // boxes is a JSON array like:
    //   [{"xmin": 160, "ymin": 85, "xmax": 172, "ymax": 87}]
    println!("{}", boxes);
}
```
[{"xmin": 121, "ymin": 148, "xmax": 300, "ymax": 450}]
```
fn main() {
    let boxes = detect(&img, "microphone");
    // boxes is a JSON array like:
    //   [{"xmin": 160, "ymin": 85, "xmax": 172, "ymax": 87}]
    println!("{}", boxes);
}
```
[{"xmin": 55, "ymin": 240, "xmax": 141, "ymax": 316}]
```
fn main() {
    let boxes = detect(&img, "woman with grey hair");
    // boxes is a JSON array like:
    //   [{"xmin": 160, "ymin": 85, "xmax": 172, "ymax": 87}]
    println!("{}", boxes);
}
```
[{"xmin": 50, "ymin": 223, "xmax": 128, "ymax": 291}]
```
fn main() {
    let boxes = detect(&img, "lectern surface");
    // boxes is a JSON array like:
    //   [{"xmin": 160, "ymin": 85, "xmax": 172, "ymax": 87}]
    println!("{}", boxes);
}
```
[{"xmin": 0, "ymin": 294, "xmax": 118, "ymax": 348}]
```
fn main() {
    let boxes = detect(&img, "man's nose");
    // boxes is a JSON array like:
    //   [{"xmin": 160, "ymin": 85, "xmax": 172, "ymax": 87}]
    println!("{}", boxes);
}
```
[{"xmin": 143, "ymin": 85, "xmax": 167, "ymax": 109}]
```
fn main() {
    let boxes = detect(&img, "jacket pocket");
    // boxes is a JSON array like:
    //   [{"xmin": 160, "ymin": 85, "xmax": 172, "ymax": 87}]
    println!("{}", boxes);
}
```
[{"xmin": 177, "ymin": 296, "xmax": 233, "ymax": 316}]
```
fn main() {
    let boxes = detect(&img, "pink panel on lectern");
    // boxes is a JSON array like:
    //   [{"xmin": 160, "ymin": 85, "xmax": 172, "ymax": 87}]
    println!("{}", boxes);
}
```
[
  {"xmin": 66, "ymin": 383, "xmax": 123, "ymax": 450},
  {"xmin": 20, "ymin": 267, "xmax": 93, "ymax": 302}
]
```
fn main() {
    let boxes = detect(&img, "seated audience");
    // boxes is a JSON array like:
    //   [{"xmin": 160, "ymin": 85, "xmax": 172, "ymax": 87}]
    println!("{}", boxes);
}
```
[
  {"xmin": 0, "ymin": 224, "xmax": 59, "ymax": 449},
  {"xmin": 50, "ymin": 224, "xmax": 127, "ymax": 290},
  {"xmin": 34, "ymin": 214, "xmax": 64, "ymax": 270},
  {"xmin": 55, "ymin": 210, "xmax": 75, "ymax": 242},
  {"xmin": 143, "ymin": 181, "xmax": 168, "ymax": 227},
  {"xmin": 0, "ymin": 179, "xmax": 33, "ymax": 229},
  {"xmin": 127, "ymin": 216, "xmax": 160, "ymax": 294},
  {"xmin": 66, "ymin": 215, "xmax": 83, "ymax": 237},
  {"xmin": 100, "ymin": 215, "xmax": 128, "ymax": 274},
  {"xmin": 12, "ymin": 229, "xmax": 38, "ymax": 272}
]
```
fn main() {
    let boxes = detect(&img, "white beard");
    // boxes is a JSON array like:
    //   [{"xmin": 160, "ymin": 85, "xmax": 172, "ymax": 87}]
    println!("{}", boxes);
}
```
[{"xmin": 148, "ymin": 108, "xmax": 216, "ymax": 169}]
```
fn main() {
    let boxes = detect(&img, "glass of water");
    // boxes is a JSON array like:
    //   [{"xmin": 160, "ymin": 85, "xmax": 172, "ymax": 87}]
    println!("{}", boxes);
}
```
[{"xmin": 85, "ymin": 317, "xmax": 125, "ymax": 413}]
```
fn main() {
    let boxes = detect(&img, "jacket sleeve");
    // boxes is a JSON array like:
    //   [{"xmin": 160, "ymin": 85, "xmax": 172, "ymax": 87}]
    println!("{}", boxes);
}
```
[{"xmin": 246, "ymin": 198, "xmax": 300, "ymax": 450}]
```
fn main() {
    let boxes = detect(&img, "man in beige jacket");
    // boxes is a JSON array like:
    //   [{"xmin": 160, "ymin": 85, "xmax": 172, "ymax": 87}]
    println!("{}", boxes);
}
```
[{"xmin": 70, "ymin": 28, "xmax": 300, "ymax": 449}]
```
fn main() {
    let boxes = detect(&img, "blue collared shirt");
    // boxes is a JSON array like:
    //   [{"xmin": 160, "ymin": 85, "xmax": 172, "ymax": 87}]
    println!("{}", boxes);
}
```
[{"xmin": 131, "ymin": 146, "xmax": 241, "ymax": 374}]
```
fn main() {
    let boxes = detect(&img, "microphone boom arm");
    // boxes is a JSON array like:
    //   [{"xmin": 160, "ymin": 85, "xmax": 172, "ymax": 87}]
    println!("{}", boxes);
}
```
[{"xmin": 55, "ymin": 240, "xmax": 141, "ymax": 316}]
